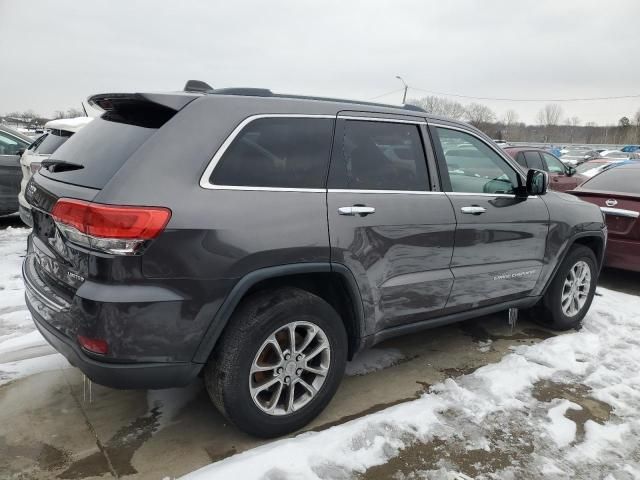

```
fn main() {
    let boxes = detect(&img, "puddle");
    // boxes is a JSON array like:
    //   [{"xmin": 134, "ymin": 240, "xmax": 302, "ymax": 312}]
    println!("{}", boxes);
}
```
[
  {"xmin": 458, "ymin": 321, "xmax": 555, "ymax": 343},
  {"xmin": 59, "ymin": 407, "xmax": 162, "ymax": 478}
]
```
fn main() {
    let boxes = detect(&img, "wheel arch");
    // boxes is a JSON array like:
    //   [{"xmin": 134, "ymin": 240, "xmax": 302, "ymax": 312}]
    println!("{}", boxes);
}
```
[
  {"xmin": 193, "ymin": 263, "xmax": 365, "ymax": 363},
  {"xmin": 539, "ymin": 231, "xmax": 606, "ymax": 297}
]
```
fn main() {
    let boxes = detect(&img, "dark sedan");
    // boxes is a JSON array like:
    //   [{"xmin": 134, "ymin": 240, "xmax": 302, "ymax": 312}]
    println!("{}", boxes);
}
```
[
  {"xmin": 0, "ymin": 125, "xmax": 32, "ymax": 216},
  {"xmin": 569, "ymin": 163, "xmax": 640, "ymax": 272}
]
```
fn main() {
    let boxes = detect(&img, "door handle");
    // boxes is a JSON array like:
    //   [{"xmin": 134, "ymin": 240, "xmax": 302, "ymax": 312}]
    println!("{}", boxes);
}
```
[
  {"xmin": 460, "ymin": 206, "xmax": 486, "ymax": 215},
  {"xmin": 338, "ymin": 206, "xmax": 376, "ymax": 216}
]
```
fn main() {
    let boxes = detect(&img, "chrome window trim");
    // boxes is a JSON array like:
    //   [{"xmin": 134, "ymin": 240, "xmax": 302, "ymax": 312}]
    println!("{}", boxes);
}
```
[
  {"xmin": 337, "ymin": 115, "xmax": 427, "ymax": 125},
  {"xmin": 429, "ymin": 122, "xmax": 527, "ymax": 184},
  {"xmin": 328, "ymin": 189, "xmax": 444, "ymax": 195},
  {"xmin": 600, "ymin": 206, "xmax": 639, "ymax": 218},
  {"xmin": 199, "ymin": 114, "xmax": 336, "ymax": 191}
]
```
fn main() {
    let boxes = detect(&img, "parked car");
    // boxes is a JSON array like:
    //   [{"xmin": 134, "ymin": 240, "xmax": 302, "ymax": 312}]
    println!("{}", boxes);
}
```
[
  {"xmin": 600, "ymin": 150, "xmax": 640, "ymax": 160},
  {"xmin": 503, "ymin": 146, "xmax": 587, "ymax": 192},
  {"xmin": 569, "ymin": 163, "xmax": 640, "ymax": 272},
  {"xmin": 620, "ymin": 145, "xmax": 640, "ymax": 153},
  {"xmin": 0, "ymin": 124, "xmax": 32, "ymax": 216},
  {"xmin": 23, "ymin": 86, "xmax": 606, "ymax": 437},
  {"xmin": 560, "ymin": 149, "xmax": 599, "ymax": 166},
  {"xmin": 575, "ymin": 158, "xmax": 636, "ymax": 178},
  {"xmin": 17, "ymin": 117, "xmax": 93, "ymax": 226}
]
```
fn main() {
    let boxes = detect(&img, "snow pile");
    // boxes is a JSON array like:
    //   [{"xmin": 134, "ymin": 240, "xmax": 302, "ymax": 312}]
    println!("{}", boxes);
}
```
[
  {"xmin": 181, "ymin": 288, "xmax": 640, "ymax": 479},
  {"xmin": 345, "ymin": 347, "xmax": 405, "ymax": 376},
  {"xmin": 0, "ymin": 227, "xmax": 55, "ymax": 384}
]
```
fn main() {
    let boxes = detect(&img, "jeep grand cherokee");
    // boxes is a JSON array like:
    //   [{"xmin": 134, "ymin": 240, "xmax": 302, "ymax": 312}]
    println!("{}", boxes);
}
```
[{"xmin": 23, "ymin": 85, "xmax": 606, "ymax": 437}]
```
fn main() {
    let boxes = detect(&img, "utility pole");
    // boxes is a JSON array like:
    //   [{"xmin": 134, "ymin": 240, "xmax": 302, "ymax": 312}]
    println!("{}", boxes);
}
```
[{"xmin": 395, "ymin": 75, "xmax": 408, "ymax": 104}]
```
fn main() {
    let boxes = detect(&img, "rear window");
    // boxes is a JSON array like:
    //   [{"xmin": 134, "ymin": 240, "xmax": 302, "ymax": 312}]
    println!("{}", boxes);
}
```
[
  {"xmin": 211, "ymin": 117, "xmax": 334, "ymax": 189},
  {"xmin": 581, "ymin": 167, "xmax": 640, "ymax": 195},
  {"xmin": 39, "ymin": 117, "xmax": 156, "ymax": 189},
  {"xmin": 36, "ymin": 131, "xmax": 72, "ymax": 155},
  {"xmin": 523, "ymin": 151, "xmax": 544, "ymax": 170}
]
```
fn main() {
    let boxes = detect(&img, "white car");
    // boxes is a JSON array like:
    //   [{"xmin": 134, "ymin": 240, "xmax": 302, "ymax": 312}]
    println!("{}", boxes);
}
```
[
  {"xmin": 18, "ymin": 117, "xmax": 93, "ymax": 225},
  {"xmin": 599, "ymin": 150, "xmax": 640, "ymax": 160}
]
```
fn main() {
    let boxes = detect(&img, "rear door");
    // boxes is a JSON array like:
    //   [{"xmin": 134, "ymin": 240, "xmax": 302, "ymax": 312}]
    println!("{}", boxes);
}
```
[
  {"xmin": 327, "ymin": 114, "xmax": 456, "ymax": 334},
  {"xmin": 541, "ymin": 151, "xmax": 578, "ymax": 191},
  {"xmin": 0, "ymin": 130, "xmax": 29, "ymax": 213},
  {"xmin": 431, "ymin": 125, "xmax": 549, "ymax": 311}
]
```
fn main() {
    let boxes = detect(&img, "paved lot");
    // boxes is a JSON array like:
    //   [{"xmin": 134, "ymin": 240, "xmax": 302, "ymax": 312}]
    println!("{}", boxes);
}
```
[{"xmin": 0, "ymin": 216, "xmax": 637, "ymax": 480}]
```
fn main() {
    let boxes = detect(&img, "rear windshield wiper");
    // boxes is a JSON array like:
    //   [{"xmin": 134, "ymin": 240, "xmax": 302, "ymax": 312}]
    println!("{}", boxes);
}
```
[{"xmin": 41, "ymin": 159, "xmax": 84, "ymax": 172}]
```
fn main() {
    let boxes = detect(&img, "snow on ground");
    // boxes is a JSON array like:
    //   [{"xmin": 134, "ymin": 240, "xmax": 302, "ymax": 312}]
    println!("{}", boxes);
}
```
[
  {"xmin": 345, "ymin": 347, "xmax": 405, "ymax": 376},
  {"xmin": 0, "ymin": 227, "xmax": 52, "ymax": 384},
  {"xmin": 182, "ymin": 288, "xmax": 640, "ymax": 480}
]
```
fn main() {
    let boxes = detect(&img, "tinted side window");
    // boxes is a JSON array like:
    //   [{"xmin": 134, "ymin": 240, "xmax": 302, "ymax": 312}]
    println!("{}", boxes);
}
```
[
  {"xmin": 582, "ymin": 168, "xmax": 639, "ymax": 195},
  {"xmin": 523, "ymin": 151, "xmax": 544, "ymax": 170},
  {"xmin": 28, "ymin": 134, "xmax": 47, "ymax": 151},
  {"xmin": 212, "ymin": 117, "xmax": 334, "ymax": 189},
  {"xmin": 541, "ymin": 152, "xmax": 566, "ymax": 173},
  {"xmin": 436, "ymin": 128, "xmax": 519, "ymax": 194},
  {"xmin": 329, "ymin": 120, "xmax": 429, "ymax": 191},
  {"xmin": 514, "ymin": 152, "xmax": 527, "ymax": 168}
]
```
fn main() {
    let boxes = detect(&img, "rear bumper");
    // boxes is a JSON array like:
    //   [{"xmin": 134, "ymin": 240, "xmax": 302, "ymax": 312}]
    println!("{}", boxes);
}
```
[
  {"xmin": 23, "ymin": 254, "xmax": 203, "ymax": 389},
  {"xmin": 29, "ymin": 304, "xmax": 201, "ymax": 389}
]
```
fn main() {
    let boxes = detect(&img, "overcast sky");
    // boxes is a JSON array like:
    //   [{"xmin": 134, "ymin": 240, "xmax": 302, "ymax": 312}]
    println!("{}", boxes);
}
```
[{"xmin": 1, "ymin": 0, "xmax": 639, "ymax": 124}]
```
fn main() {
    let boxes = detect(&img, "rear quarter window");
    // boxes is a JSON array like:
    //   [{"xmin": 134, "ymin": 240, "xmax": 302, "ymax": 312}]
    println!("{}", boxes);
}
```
[
  {"xmin": 210, "ymin": 117, "xmax": 335, "ymax": 189},
  {"xmin": 36, "ymin": 131, "xmax": 72, "ymax": 155}
]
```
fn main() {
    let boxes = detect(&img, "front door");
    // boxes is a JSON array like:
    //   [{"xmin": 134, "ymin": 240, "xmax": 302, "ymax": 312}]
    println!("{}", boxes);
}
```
[
  {"xmin": 327, "ymin": 116, "xmax": 456, "ymax": 333},
  {"xmin": 431, "ymin": 125, "xmax": 549, "ymax": 311},
  {"xmin": 541, "ymin": 151, "xmax": 578, "ymax": 191}
]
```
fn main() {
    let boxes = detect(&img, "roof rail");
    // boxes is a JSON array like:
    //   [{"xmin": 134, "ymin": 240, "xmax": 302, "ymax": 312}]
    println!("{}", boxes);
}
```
[{"xmin": 183, "ymin": 80, "xmax": 427, "ymax": 113}]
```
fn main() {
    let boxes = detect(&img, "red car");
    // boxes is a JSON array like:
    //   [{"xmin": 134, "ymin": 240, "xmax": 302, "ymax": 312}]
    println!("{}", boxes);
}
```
[
  {"xmin": 569, "ymin": 163, "xmax": 640, "ymax": 272},
  {"xmin": 503, "ymin": 147, "xmax": 587, "ymax": 192}
]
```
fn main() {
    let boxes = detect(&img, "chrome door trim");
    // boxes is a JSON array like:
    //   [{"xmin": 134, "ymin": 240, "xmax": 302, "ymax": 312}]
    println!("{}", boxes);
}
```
[
  {"xmin": 328, "ymin": 188, "xmax": 444, "ymax": 195},
  {"xmin": 600, "ymin": 207, "xmax": 639, "ymax": 218},
  {"xmin": 337, "ymin": 115, "xmax": 427, "ymax": 125},
  {"xmin": 199, "ymin": 114, "xmax": 336, "ymax": 191}
]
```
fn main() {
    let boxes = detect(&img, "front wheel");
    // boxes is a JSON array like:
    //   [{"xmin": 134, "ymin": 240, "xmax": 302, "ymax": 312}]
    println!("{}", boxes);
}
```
[
  {"xmin": 535, "ymin": 245, "xmax": 598, "ymax": 330},
  {"xmin": 204, "ymin": 287, "xmax": 347, "ymax": 437}
]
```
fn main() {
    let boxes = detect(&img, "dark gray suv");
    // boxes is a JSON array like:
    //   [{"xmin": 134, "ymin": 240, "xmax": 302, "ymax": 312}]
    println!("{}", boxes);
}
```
[{"xmin": 22, "ymin": 86, "xmax": 607, "ymax": 437}]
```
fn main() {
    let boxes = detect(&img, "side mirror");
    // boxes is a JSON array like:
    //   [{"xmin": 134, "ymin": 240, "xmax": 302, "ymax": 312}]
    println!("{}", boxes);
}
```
[
  {"xmin": 566, "ymin": 166, "xmax": 576, "ymax": 177},
  {"xmin": 16, "ymin": 148, "xmax": 25, "ymax": 157},
  {"xmin": 526, "ymin": 169, "xmax": 548, "ymax": 195}
]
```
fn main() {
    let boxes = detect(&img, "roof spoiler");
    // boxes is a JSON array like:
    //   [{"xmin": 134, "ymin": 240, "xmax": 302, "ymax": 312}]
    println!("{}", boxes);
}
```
[
  {"xmin": 87, "ymin": 92, "xmax": 197, "ymax": 113},
  {"xmin": 184, "ymin": 79, "xmax": 213, "ymax": 93}
]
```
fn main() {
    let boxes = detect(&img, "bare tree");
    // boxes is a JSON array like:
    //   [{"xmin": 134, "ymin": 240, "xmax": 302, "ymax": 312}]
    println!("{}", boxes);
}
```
[
  {"xmin": 537, "ymin": 103, "xmax": 563, "ymax": 127},
  {"xmin": 66, "ymin": 107, "xmax": 85, "ymax": 118},
  {"xmin": 464, "ymin": 102, "xmax": 496, "ymax": 128},
  {"xmin": 502, "ymin": 109, "xmax": 519, "ymax": 126},
  {"xmin": 409, "ymin": 96, "xmax": 466, "ymax": 120}
]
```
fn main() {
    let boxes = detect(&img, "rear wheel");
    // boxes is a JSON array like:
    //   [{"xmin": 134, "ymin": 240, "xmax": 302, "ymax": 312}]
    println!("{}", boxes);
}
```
[
  {"xmin": 534, "ymin": 245, "xmax": 597, "ymax": 330},
  {"xmin": 204, "ymin": 287, "xmax": 347, "ymax": 437}
]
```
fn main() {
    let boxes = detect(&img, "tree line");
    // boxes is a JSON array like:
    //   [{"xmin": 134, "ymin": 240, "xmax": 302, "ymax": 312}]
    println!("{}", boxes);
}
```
[
  {"xmin": 1, "ymin": 108, "xmax": 86, "ymax": 128},
  {"xmin": 409, "ymin": 96, "xmax": 640, "ymax": 145}
]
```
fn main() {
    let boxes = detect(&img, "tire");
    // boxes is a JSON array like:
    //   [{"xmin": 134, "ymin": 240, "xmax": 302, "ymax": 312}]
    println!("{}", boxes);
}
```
[
  {"xmin": 534, "ymin": 245, "xmax": 597, "ymax": 330},
  {"xmin": 204, "ymin": 287, "xmax": 348, "ymax": 438}
]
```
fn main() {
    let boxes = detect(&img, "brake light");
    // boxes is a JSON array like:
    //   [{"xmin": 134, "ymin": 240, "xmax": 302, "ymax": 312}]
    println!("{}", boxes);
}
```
[
  {"xmin": 52, "ymin": 198, "xmax": 171, "ymax": 255},
  {"xmin": 77, "ymin": 335, "xmax": 109, "ymax": 355}
]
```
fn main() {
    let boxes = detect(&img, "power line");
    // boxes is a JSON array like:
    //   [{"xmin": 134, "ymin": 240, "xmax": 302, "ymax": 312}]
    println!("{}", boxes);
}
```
[
  {"xmin": 407, "ymin": 86, "xmax": 640, "ymax": 102},
  {"xmin": 368, "ymin": 87, "xmax": 404, "ymax": 100}
]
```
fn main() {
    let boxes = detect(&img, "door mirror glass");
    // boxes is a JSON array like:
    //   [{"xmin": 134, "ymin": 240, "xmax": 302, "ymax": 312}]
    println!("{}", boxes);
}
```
[{"xmin": 526, "ymin": 169, "xmax": 548, "ymax": 195}]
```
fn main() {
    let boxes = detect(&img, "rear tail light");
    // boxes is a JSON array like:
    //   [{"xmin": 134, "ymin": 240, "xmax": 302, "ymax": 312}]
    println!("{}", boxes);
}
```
[
  {"xmin": 77, "ymin": 335, "xmax": 109, "ymax": 355},
  {"xmin": 29, "ymin": 162, "xmax": 42, "ymax": 174},
  {"xmin": 52, "ymin": 198, "xmax": 171, "ymax": 255}
]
